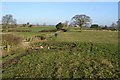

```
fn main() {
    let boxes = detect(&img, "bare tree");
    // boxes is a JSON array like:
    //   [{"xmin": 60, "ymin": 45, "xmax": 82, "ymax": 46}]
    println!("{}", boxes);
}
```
[{"xmin": 2, "ymin": 14, "xmax": 17, "ymax": 28}]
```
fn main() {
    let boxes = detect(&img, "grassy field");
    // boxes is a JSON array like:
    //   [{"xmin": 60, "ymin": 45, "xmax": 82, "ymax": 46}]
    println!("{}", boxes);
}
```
[
  {"xmin": 4, "ymin": 26, "xmax": 55, "ymax": 37},
  {"xmin": 56, "ymin": 30, "xmax": 118, "ymax": 44},
  {"xmin": 5, "ymin": 26, "xmax": 118, "ymax": 43},
  {"xmin": 2, "ymin": 42, "xmax": 119, "ymax": 78},
  {"xmin": 2, "ymin": 26, "xmax": 119, "ymax": 78},
  {"xmin": 8, "ymin": 26, "xmax": 56, "ymax": 32}
]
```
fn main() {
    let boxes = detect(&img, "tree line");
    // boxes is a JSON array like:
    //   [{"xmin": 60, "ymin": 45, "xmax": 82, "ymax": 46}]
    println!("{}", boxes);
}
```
[{"xmin": 2, "ymin": 14, "xmax": 119, "ymax": 31}]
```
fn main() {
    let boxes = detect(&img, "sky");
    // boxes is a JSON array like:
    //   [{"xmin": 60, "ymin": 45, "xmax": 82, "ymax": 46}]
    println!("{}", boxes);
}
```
[
  {"xmin": 1, "ymin": 0, "xmax": 119, "ymax": 2},
  {"xmin": 1, "ymin": 2, "xmax": 118, "ymax": 26}
]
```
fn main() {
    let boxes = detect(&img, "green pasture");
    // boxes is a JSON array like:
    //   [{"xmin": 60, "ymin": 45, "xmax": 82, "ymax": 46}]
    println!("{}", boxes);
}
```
[
  {"xmin": 2, "ymin": 26, "xmax": 119, "ymax": 78},
  {"xmin": 8, "ymin": 26, "xmax": 55, "ymax": 32},
  {"xmin": 8, "ymin": 26, "xmax": 55, "ymax": 37},
  {"xmin": 7, "ymin": 26, "xmax": 118, "ymax": 44},
  {"xmin": 55, "ymin": 30, "xmax": 118, "ymax": 44}
]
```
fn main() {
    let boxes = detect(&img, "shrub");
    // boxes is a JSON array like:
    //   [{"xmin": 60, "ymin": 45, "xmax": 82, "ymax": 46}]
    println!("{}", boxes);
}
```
[
  {"xmin": 90, "ymin": 24, "xmax": 101, "ymax": 30},
  {"xmin": 56, "ymin": 22, "xmax": 64, "ymax": 30},
  {"xmin": 28, "ymin": 25, "xmax": 32, "ymax": 27}
]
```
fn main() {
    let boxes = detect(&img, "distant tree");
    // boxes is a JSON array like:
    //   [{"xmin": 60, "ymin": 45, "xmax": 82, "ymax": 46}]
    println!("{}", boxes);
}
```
[
  {"xmin": 2, "ymin": 14, "xmax": 17, "ymax": 28},
  {"xmin": 90, "ymin": 24, "xmax": 99, "ymax": 29},
  {"xmin": 72, "ymin": 14, "xmax": 91, "ymax": 32},
  {"xmin": 28, "ymin": 24, "xmax": 32, "ymax": 27},
  {"xmin": 27, "ymin": 22, "xmax": 30, "ymax": 25},
  {"xmin": 104, "ymin": 25, "xmax": 107, "ymax": 29},
  {"xmin": 25, "ymin": 22, "xmax": 32, "ymax": 27},
  {"xmin": 101, "ymin": 25, "xmax": 108, "ymax": 30},
  {"xmin": 56, "ymin": 22, "xmax": 64, "ymax": 30}
]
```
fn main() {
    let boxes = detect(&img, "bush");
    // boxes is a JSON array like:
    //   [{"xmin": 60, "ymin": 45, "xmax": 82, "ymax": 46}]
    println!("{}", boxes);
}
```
[
  {"xmin": 90, "ymin": 24, "xmax": 101, "ymax": 30},
  {"xmin": 56, "ymin": 22, "xmax": 64, "ymax": 30},
  {"xmin": 28, "ymin": 25, "xmax": 32, "ymax": 27}
]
